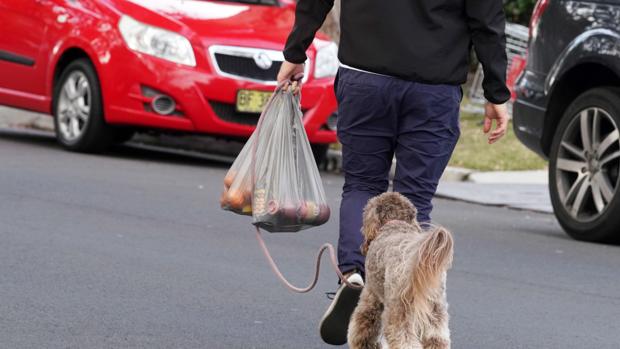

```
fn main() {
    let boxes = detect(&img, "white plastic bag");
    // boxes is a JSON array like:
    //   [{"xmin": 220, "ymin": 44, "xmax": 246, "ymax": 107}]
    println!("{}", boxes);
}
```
[{"xmin": 221, "ymin": 88, "xmax": 330, "ymax": 232}]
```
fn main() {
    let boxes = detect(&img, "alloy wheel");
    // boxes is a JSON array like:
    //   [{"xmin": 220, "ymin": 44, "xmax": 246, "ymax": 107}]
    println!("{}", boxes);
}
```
[
  {"xmin": 57, "ymin": 71, "xmax": 91, "ymax": 142},
  {"xmin": 555, "ymin": 107, "xmax": 620, "ymax": 222}
]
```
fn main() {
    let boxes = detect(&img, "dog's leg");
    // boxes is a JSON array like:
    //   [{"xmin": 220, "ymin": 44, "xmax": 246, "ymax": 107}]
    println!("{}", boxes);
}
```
[
  {"xmin": 421, "ymin": 280, "xmax": 450, "ymax": 349},
  {"xmin": 347, "ymin": 288, "xmax": 383, "ymax": 349},
  {"xmin": 383, "ymin": 304, "xmax": 422, "ymax": 349},
  {"xmin": 419, "ymin": 302, "xmax": 450, "ymax": 348}
]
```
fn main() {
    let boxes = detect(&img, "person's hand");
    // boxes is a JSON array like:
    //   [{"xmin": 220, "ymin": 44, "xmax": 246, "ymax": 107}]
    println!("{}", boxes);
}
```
[
  {"xmin": 483, "ymin": 102, "xmax": 509, "ymax": 144},
  {"xmin": 277, "ymin": 61, "xmax": 305, "ymax": 95}
]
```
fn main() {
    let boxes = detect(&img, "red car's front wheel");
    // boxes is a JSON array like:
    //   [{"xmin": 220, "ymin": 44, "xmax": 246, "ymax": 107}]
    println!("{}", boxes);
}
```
[{"xmin": 53, "ymin": 58, "xmax": 115, "ymax": 152}]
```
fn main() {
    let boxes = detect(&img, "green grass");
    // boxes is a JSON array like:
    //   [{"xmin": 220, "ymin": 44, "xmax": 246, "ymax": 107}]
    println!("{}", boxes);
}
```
[
  {"xmin": 448, "ymin": 111, "xmax": 547, "ymax": 171},
  {"xmin": 330, "ymin": 109, "xmax": 548, "ymax": 172}
]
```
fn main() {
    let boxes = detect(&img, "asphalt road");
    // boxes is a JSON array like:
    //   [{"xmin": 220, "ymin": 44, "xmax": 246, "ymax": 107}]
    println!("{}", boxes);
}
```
[{"xmin": 1, "ymin": 130, "xmax": 619, "ymax": 349}]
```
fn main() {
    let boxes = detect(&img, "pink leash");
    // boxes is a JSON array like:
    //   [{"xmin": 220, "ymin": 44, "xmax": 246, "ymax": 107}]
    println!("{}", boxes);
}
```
[
  {"xmin": 251, "ymin": 81, "xmax": 361, "ymax": 293},
  {"xmin": 255, "ymin": 227, "xmax": 363, "ymax": 293}
]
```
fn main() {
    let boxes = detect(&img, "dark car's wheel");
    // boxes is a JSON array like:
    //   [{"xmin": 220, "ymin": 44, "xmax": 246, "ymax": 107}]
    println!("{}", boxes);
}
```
[
  {"xmin": 53, "ymin": 58, "xmax": 112, "ymax": 152},
  {"xmin": 549, "ymin": 87, "xmax": 620, "ymax": 242}
]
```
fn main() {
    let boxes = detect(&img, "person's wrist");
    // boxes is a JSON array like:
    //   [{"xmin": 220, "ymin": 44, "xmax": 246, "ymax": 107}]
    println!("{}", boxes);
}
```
[
  {"xmin": 284, "ymin": 60, "xmax": 304, "ymax": 70},
  {"xmin": 486, "ymin": 102, "xmax": 507, "ymax": 112},
  {"xmin": 282, "ymin": 50, "xmax": 307, "ymax": 65},
  {"xmin": 486, "ymin": 100, "xmax": 505, "ymax": 106}
]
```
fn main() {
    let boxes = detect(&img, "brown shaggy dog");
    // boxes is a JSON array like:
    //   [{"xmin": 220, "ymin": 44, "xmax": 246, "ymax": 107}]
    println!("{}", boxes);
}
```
[{"xmin": 347, "ymin": 192, "xmax": 454, "ymax": 349}]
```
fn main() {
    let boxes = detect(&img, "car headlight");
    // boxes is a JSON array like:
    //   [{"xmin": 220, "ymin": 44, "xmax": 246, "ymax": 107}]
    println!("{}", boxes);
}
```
[
  {"xmin": 118, "ymin": 15, "xmax": 196, "ymax": 67},
  {"xmin": 314, "ymin": 42, "xmax": 339, "ymax": 78}
]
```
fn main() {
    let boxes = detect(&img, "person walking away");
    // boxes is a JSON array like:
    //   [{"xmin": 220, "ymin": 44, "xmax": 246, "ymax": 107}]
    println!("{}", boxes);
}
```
[{"xmin": 278, "ymin": 0, "xmax": 510, "ymax": 345}]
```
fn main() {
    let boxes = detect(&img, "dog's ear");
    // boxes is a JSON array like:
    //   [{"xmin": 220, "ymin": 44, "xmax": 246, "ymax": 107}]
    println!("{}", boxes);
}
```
[
  {"xmin": 360, "ymin": 240, "xmax": 370, "ymax": 256},
  {"xmin": 409, "ymin": 203, "xmax": 419, "ymax": 226},
  {"xmin": 360, "ymin": 196, "xmax": 382, "ymax": 256}
]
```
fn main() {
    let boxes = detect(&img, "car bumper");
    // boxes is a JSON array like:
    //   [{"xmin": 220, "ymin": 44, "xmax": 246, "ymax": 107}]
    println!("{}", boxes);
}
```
[
  {"xmin": 513, "ymin": 70, "xmax": 549, "ymax": 158},
  {"xmin": 100, "ymin": 51, "xmax": 337, "ymax": 144}
]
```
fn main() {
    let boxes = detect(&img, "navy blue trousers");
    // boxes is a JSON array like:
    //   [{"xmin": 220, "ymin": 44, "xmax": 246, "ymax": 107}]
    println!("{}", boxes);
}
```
[{"xmin": 335, "ymin": 68, "xmax": 461, "ymax": 277}]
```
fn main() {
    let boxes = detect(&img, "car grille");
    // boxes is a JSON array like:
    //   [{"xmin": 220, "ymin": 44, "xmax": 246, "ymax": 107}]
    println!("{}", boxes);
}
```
[
  {"xmin": 214, "ymin": 53, "xmax": 282, "ymax": 82},
  {"xmin": 209, "ymin": 101, "xmax": 261, "ymax": 126}
]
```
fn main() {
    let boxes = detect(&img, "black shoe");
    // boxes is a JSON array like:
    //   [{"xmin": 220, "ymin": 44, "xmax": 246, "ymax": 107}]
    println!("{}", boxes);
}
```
[{"xmin": 319, "ymin": 273, "xmax": 364, "ymax": 345}]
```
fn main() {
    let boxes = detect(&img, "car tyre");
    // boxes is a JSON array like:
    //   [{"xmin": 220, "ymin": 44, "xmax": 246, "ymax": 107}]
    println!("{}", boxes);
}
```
[
  {"xmin": 53, "ymin": 58, "xmax": 112, "ymax": 152},
  {"xmin": 549, "ymin": 87, "xmax": 620, "ymax": 243}
]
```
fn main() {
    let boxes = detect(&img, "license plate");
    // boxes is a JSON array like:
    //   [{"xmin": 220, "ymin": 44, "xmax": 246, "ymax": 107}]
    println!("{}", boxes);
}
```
[{"xmin": 236, "ymin": 89, "xmax": 272, "ymax": 113}]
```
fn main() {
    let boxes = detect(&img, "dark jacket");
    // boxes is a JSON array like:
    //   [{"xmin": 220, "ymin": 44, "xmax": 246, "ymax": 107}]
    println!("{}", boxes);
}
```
[{"xmin": 284, "ymin": 0, "xmax": 511, "ymax": 104}]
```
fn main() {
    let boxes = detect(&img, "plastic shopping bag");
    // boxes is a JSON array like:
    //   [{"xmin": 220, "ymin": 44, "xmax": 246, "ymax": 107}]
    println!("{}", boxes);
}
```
[{"xmin": 220, "ymin": 88, "xmax": 330, "ymax": 232}]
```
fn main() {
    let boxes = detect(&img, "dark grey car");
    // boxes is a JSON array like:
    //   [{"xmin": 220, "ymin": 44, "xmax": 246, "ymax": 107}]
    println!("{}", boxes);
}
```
[{"xmin": 513, "ymin": 0, "xmax": 620, "ymax": 242}]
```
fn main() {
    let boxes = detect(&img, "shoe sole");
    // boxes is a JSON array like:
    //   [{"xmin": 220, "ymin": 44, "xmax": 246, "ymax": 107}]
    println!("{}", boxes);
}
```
[{"xmin": 319, "ymin": 284, "xmax": 363, "ymax": 345}]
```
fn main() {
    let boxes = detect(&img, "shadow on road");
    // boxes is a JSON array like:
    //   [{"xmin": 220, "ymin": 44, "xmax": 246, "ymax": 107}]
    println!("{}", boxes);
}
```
[
  {"xmin": 0, "ymin": 127, "xmax": 56, "ymax": 145},
  {"xmin": 0, "ymin": 127, "xmax": 233, "ymax": 169},
  {"xmin": 115, "ymin": 143, "xmax": 233, "ymax": 169}
]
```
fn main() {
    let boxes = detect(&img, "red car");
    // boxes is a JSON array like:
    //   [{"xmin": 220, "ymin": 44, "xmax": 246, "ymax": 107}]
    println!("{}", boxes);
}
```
[{"xmin": 0, "ymin": 0, "xmax": 338, "ymax": 158}]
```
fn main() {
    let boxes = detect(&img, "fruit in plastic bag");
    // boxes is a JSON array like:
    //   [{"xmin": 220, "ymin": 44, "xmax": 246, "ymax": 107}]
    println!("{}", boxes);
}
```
[
  {"xmin": 224, "ymin": 170, "xmax": 236, "ymax": 189},
  {"xmin": 315, "ymin": 204, "xmax": 330, "ymax": 225},
  {"xmin": 226, "ymin": 189, "xmax": 245, "ymax": 209},
  {"xmin": 221, "ymin": 88, "xmax": 330, "ymax": 232}
]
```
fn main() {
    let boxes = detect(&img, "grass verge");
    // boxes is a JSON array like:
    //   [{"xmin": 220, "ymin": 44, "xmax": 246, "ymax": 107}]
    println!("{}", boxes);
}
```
[{"xmin": 449, "ymin": 111, "xmax": 547, "ymax": 171}]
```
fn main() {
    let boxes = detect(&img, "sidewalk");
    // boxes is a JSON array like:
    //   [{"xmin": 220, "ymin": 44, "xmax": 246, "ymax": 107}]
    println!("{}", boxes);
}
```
[
  {"xmin": 436, "ymin": 180, "xmax": 551, "ymax": 214},
  {"xmin": 0, "ymin": 106, "xmax": 53, "ymax": 131}
]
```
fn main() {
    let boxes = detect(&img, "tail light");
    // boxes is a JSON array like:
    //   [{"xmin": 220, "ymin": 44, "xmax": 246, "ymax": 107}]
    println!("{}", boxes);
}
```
[
  {"xmin": 507, "ymin": 55, "xmax": 527, "ymax": 100},
  {"xmin": 529, "ymin": 0, "xmax": 550, "ymax": 40}
]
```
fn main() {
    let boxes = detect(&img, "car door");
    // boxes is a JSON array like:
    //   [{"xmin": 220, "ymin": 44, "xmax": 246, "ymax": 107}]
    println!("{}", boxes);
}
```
[{"xmin": 0, "ymin": 0, "xmax": 49, "ymax": 110}]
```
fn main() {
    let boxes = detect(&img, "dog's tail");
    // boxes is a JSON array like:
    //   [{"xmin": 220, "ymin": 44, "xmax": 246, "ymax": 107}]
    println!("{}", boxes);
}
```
[{"xmin": 400, "ymin": 226, "xmax": 453, "ymax": 328}]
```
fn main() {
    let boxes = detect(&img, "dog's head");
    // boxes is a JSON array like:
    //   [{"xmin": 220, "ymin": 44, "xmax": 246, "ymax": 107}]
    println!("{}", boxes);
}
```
[{"xmin": 360, "ymin": 192, "xmax": 420, "ymax": 255}]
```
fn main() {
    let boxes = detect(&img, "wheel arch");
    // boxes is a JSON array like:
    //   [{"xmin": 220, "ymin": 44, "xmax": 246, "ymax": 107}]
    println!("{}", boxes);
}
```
[
  {"xmin": 46, "ymin": 36, "xmax": 110, "ymax": 115},
  {"xmin": 52, "ymin": 48, "xmax": 94, "ymax": 91},
  {"xmin": 542, "ymin": 63, "xmax": 620, "ymax": 156}
]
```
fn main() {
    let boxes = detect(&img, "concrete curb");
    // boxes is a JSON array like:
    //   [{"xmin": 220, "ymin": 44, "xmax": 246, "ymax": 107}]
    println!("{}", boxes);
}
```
[
  {"xmin": 468, "ymin": 169, "xmax": 548, "ymax": 184},
  {"xmin": 326, "ymin": 149, "xmax": 474, "ymax": 182},
  {"xmin": 327, "ymin": 149, "xmax": 548, "ymax": 184},
  {"xmin": 326, "ymin": 148, "xmax": 553, "ymax": 214},
  {"xmin": 0, "ymin": 107, "xmax": 54, "ymax": 132}
]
